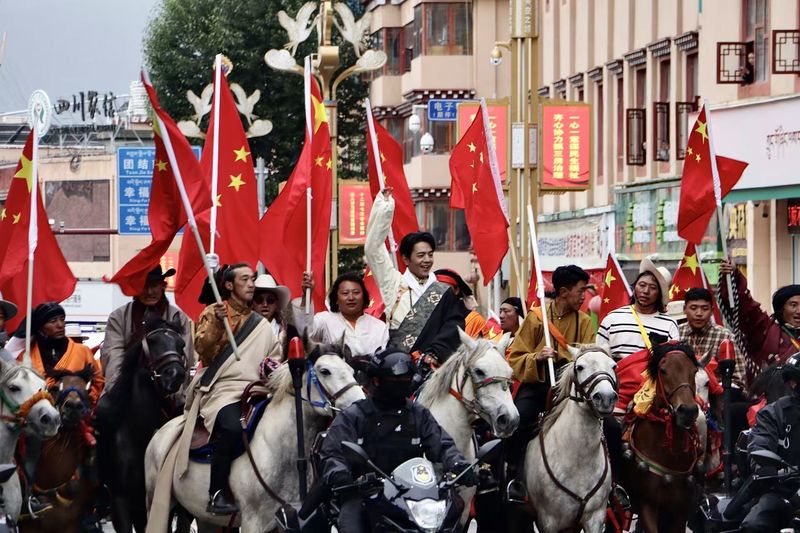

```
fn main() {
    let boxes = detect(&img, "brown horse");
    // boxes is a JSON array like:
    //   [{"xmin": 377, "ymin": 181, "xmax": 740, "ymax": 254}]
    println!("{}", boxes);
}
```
[
  {"xmin": 619, "ymin": 342, "xmax": 702, "ymax": 533},
  {"xmin": 20, "ymin": 364, "xmax": 97, "ymax": 533}
]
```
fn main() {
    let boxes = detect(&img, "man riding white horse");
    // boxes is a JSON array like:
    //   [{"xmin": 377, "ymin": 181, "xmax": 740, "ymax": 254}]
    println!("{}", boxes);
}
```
[
  {"xmin": 365, "ymin": 189, "xmax": 466, "ymax": 372},
  {"xmin": 188, "ymin": 263, "xmax": 278, "ymax": 515}
]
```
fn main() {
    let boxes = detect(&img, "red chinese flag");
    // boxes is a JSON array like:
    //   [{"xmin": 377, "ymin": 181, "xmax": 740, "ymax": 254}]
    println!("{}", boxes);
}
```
[
  {"xmin": 677, "ymin": 106, "xmax": 748, "ymax": 244},
  {"xmin": 0, "ymin": 133, "xmax": 77, "ymax": 332},
  {"xmin": 449, "ymin": 102, "xmax": 509, "ymax": 284},
  {"xmin": 105, "ymin": 71, "xmax": 210, "ymax": 299},
  {"xmin": 366, "ymin": 109, "xmax": 418, "ymax": 266},
  {"xmin": 668, "ymin": 242, "xmax": 723, "ymax": 324},
  {"xmin": 598, "ymin": 252, "xmax": 631, "ymax": 323},
  {"xmin": 363, "ymin": 267, "xmax": 385, "ymax": 318},
  {"xmin": 174, "ymin": 67, "xmax": 261, "ymax": 319},
  {"xmin": 259, "ymin": 65, "xmax": 331, "ymax": 310},
  {"xmin": 526, "ymin": 257, "xmax": 541, "ymax": 310}
]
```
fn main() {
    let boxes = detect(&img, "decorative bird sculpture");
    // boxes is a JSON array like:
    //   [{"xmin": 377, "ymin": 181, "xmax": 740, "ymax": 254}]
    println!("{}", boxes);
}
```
[
  {"xmin": 278, "ymin": 2, "xmax": 320, "ymax": 57},
  {"xmin": 186, "ymin": 84, "xmax": 213, "ymax": 123},
  {"xmin": 229, "ymin": 83, "xmax": 261, "ymax": 125},
  {"xmin": 332, "ymin": 3, "xmax": 372, "ymax": 57}
]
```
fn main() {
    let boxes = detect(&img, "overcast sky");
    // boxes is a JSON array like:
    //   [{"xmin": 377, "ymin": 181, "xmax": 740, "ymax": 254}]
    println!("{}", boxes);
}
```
[{"xmin": 0, "ymin": 0, "xmax": 161, "ymax": 113}]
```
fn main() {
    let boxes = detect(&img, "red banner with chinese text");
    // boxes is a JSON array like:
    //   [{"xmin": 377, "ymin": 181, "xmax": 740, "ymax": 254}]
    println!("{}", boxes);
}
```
[
  {"xmin": 541, "ymin": 104, "xmax": 591, "ymax": 190},
  {"xmin": 457, "ymin": 102, "xmax": 508, "ymax": 183},
  {"xmin": 339, "ymin": 182, "xmax": 373, "ymax": 245}
]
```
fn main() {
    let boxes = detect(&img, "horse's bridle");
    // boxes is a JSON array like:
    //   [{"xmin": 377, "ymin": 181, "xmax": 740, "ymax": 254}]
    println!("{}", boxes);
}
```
[
  {"xmin": 141, "ymin": 328, "xmax": 187, "ymax": 381},
  {"xmin": 54, "ymin": 386, "xmax": 91, "ymax": 416},
  {"xmin": 566, "ymin": 353, "xmax": 618, "ymax": 419},
  {"xmin": 304, "ymin": 359, "xmax": 360, "ymax": 412},
  {"xmin": 449, "ymin": 358, "xmax": 513, "ymax": 421},
  {"xmin": 656, "ymin": 351, "xmax": 697, "ymax": 416},
  {"xmin": 0, "ymin": 368, "xmax": 54, "ymax": 432}
]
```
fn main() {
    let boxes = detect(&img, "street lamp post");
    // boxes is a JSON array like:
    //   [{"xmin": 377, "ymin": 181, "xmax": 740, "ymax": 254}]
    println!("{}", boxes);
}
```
[{"xmin": 265, "ymin": 1, "xmax": 386, "ymax": 288}]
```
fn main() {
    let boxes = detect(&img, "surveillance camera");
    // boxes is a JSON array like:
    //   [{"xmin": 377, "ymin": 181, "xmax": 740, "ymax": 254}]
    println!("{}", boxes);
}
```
[
  {"xmin": 420, "ymin": 132, "xmax": 434, "ymax": 154},
  {"xmin": 490, "ymin": 47, "xmax": 503, "ymax": 67}
]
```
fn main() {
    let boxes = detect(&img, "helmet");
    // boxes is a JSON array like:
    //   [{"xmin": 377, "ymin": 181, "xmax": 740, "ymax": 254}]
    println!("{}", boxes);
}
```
[
  {"xmin": 367, "ymin": 348, "xmax": 415, "ymax": 380},
  {"xmin": 781, "ymin": 352, "xmax": 800, "ymax": 383}
]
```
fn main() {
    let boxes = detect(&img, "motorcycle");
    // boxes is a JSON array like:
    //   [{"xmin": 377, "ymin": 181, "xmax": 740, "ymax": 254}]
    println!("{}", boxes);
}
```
[
  {"xmin": 276, "ymin": 439, "xmax": 502, "ymax": 533},
  {"xmin": 0, "ymin": 464, "xmax": 18, "ymax": 533},
  {"xmin": 699, "ymin": 449, "xmax": 800, "ymax": 532}
]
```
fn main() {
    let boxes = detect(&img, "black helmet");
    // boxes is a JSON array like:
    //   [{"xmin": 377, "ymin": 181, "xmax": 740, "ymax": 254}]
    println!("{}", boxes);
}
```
[
  {"xmin": 367, "ymin": 348, "xmax": 415, "ymax": 380},
  {"xmin": 782, "ymin": 352, "xmax": 800, "ymax": 383}
]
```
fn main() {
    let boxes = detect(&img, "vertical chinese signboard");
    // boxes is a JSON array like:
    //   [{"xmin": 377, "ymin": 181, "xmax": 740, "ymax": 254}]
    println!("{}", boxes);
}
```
[
  {"xmin": 339, "ymin": 182, "xmax": 373, "ymax": 246},
  {"xmin": 541, "ymin": 103, "xmax": 591, "ymax": 191},
  {"xmin": 457, "ymin": 102, "xmax": 508, "ymax": 183}
]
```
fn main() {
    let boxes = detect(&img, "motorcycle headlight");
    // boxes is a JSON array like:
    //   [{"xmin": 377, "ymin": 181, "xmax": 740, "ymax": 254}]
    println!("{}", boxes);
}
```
[{"xmin": 406, "ymin": 498, "xmax": 446, "ymax": 532}]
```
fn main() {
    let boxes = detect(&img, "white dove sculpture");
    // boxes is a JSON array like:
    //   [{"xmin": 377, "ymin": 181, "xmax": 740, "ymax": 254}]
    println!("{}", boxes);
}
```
[
  {"xmin": 229, "ymin": 83, "xmax": 261, "ymax": 125},
  {"xmin": 186, "ymin": 84, "xmax": 213, "ymax": 123},
  {"xmin": 277, "ymin": 2, "xmax": 319, "ymax": 57},
  {"xmin": 333, "ymin": 3, "xmax": 372, "ymax": 57}
]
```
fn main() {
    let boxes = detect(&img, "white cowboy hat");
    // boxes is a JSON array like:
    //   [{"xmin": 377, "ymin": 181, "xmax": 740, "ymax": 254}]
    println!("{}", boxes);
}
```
[
  {"xmin": 639, "ymin": 258, "xmax": 673, "ymax": 309},
  {"xmin": 64, "ymin": 323, "xmax": 88, "ymax": 341},
  {"xmin": 0, "ymin": 293, "xmax": 17, "ymax": 322},
  {"xmin": 254, "ymin": 274, "xmax": 291, "ymax": 308},
  {"xmin": 666, "ymin": 300, "xmax": 687, "ymax": 324}
]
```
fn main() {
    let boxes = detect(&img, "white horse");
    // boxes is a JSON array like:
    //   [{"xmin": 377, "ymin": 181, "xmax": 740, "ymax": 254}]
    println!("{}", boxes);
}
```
[
  {"xmin": 417, "ymin": 328, "xmax": 519, "ymax": 525},
  {"xmin": 523, "ymin": 346, "xmax": 618, "ymax": 533},
  {"xmin": 145, "ymin": 344, "xmax": 364, "ymax": 533},
  {"xmin": 0, "ymin": 359, "xmax": 61, "ymax": 520}
]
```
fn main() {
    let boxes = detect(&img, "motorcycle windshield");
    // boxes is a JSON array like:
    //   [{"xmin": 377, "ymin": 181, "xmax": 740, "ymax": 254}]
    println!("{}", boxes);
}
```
[{"xmin": 388, "ymin": 457, "xmax": 442, "ymax": 500}]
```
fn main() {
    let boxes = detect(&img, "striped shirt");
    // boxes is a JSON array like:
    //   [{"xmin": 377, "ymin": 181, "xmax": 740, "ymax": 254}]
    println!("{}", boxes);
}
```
[{"xmin": 597, "ymin": 306, "xmax": 679, "ymax": 359}]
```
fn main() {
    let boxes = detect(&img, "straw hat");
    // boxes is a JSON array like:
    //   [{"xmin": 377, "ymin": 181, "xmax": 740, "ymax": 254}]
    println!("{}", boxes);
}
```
[
  {"xmin": 639, "ymin": 257, "xmax": 673, "ymax": 309},
  {"xmin": 64, "ymin": 323, "xmax": 88, "ymax": 341}
]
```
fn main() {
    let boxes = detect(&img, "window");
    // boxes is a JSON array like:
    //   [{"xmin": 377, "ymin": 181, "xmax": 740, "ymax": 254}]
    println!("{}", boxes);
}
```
[
  {"xmin": 427, "ymin": 118, "xmax": 457, "ymax": 154},
  {"xmin": 418, "ymin": 3, "xmax": 473, "ymax": 56},
  {"xmin": 626, "ymin": 108, "xmax": 646, "ymax": 166},
  {"xmin": 676, "ymin": 101, "xmax": 696, "ymax": 160},
  {"xmin": 403, "ymin": 116, "xmax": 418, "ymax": 164},
  {"xmin": 744, "ymin": 0, "xmax": 769, "ymax": 83},
  {"xmin": 415, "ymin": 200, "xmax": 471, "ymax": 252},
  {"xmin": 411, "ymin": 5, "xmax": 422, "ymax": 60},
  {"xmin": 577, "ymin": 87, "xmax": 585, "ymax": 102},
  {"xmin": 384, "ymin": 117, "xmax": 404, "ymax": 145},
  {"xmin": 45, "ymin": 180, "xmax": 110, "ymax": 262},
  {"xmin": 634, "ymin": 68, "xmax": 646, "ymax": 107},
  {"xmin": 653, "ymin": 102, "xmax": 669, "ymax": 162},
  {"xmin": 616, "ymin": 76, "xmax": 624, "ymax": 173},
  {"xmin": 596, "ymin": 82, "xmax": 604, "ymax": 184},
  {"xmin": 686, "ymin": 52, "xmax": 698, "ymax": 102},
  {"xmin": 372, "ymin": 28, "xmax": 405, "ymax": 77}
]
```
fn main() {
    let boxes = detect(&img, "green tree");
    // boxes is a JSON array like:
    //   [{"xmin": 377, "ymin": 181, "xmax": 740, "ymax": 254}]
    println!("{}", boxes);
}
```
[{"xmin": 143, "ymin": 0, "xmax": 370, "ymax": 272}]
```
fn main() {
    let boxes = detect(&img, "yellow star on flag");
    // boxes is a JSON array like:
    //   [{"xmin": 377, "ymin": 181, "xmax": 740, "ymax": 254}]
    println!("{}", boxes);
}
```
[
  {"xmin": 682, "ymin": 253, "xmax": 700, "ymax": 275},
  {"xmin": 695, "ymin": 120, "xmax": 708, "ymax": 143},
  {"xmin": 382, "ymin": 174, "xmax": 390, "ymax": 186},
  {"xmin": 13, "ymin": 154, "xmax": 33, "ymax": 193},
  {"xmin": 380, "ymin": 152, "xmax": 386, "ymax": 163},
  {"xmin": 686, "ymin": 146, "xmax": 693, "ymax": 156},
  {"xmin": 233, "ymin": 146, "xmax": 251, "ymax": 162},
  {"xmin": 12, "ymin": 213, "xmax": 21, "ymax": 224},
  {"xmin": 479, "ymin": 152, "xmax": 484, "ymax": 164},
  {"xmin": 311, "ymin": 94, "xmax": 328, "ymax": 134},
  {"xmin": 228, "ymin": 174, "xmax": 245, "ymax": 192},
  {"xmin": 314, "ymin": 156, "xmax": 324, "ymax": 167},
  {"xmin": 604, "ymin": 270, "xmax": 616, "ymax": 288},
  {"xmin": 215, "ymin": 194, "xmax": 222, "ymax": 207},
  {"xmin": 467, "ymin": 142, "xmax": 476, "ymax": 152},
  {"xmin": 669, "ymin": 283, "xmax": 681, "ymax": 299},
  {"xmin": 695, "ymin": 153, "xmax": 701, "ymax": 163},
  {"xmin": 325, "ymin": 158, "xmax": 332, "ymax": 170},
  {"xmin": 603, "ymin": 297, "xmax": 610, "ymax": 304},
  {"xmin": 155, "ymin": 160, "xmax": 168, "ymax": 172},
  {"xmin": 472, "ymin": 183, "xmax": 478, "ymax": 193},
  {"xmin": 0, "ymin": 209, "xmax": 5, "ymax": 221},
  {"xmin": 368, "ymin": 299, "xmax": 375, "ymax": 307}
]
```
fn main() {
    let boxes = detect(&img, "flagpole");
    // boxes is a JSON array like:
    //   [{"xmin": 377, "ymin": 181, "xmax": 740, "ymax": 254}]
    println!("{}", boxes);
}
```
[
  {"xmin": 364, "ymin": 98, "xmax": 398, "ymax": 269},
  {"xmin": 506, "ymin": 226, "xmax": 525, "ymax": 300},
  {"xmin": 209, "ymin": 54, "xmax": 222, "ymax": 256},
  {"xmin": 527, "ymin": 204, "xmax": 556, "ymax": 388},
  {"xmin": 145, "ymin": 72, "xmax": 241, "ymax": 361},
  {"xmin": 703, "ymin": 98, "xmax": 735, "ymax": 309},
  {"xmin": 306, "ymin": 187, "xmax": 312, "ymax": 314},
  {"xmin": 24, "ymin": 121, "xmax": 39, "ymax": 367}
]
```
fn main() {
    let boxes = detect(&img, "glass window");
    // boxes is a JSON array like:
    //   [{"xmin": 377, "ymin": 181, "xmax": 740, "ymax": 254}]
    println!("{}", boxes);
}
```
[
  {"xmin": 416, "ymin": 200, "xmax": 472, "ymax": 252},
  {"xmin": 403, "ymin": 22, "xmax": 414, "ymax": 71},
  {"xmin": 422, "ymin": 3, "xmax": 472, "ymax": 56},
  {"xmin": 453, "ymin": 209, "xmax": 471, "ymax": 251},
  {"xmin": 427, "ymin": 118, "xmax": 456, "ymax": 154},
  {"xmin": 744, "ymin": 0, "xmax": 769, "ymax": 83},
  {"xmin": 384, "ymin": 118, "xmax": 404, "ymax": 145},
  {"xmin": 412, "ymin": 5, "xmax": 422, "ymax": 60}
]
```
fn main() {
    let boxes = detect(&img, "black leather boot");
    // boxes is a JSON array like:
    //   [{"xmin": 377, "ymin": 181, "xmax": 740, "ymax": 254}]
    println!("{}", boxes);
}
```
[{"xmin": 206, "ymin": 490, "xmax": 239, "ymax": 516}]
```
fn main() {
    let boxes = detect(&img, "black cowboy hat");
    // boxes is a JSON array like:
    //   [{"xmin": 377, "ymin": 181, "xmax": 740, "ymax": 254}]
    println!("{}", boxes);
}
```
[
  {"xmin": 0, "ymin": 293, "xmax": 17, "ymax": 322},
  {"xmin": 146, "ymin": 265, "xmax": 176, "ymax": 284}
]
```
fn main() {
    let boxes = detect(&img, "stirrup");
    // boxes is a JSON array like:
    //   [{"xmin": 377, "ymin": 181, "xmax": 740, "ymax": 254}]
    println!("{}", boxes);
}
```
[
  {"xmin": 505, "ymin": 479, "xmax": 528, "ymax": 504},
  {"xmin": 611, "ymin": 485, "xmax": 631, "ymax": 510}
]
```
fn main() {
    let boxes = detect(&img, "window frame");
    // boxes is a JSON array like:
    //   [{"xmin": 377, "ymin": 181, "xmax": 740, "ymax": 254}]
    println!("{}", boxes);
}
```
[
  {"xmin": 417, "ymin": 2, "xmax": 473, "ymax": 57},
  {"xmin": 415, "ymin": 199, "xmax": 471, "ymax": 252},
  {"xmin": 626, "ymin": 108, "xmax": 646, "ymax": 166}
]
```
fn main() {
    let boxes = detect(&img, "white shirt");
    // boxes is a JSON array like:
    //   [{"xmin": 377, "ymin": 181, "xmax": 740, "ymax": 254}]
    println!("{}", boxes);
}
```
[
  {"xmin": 308, "ymin": 311, "xmax": 389, "ymax": 357},
  {"xmin": 596, "ymin": 306, "xmax": 680, "ymax": 359}
]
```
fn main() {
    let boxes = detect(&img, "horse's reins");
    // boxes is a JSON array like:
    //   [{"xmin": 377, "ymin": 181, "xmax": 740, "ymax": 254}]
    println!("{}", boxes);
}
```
[
  {"xmin": 141, "ymin": 328, "xmax": 187, "ymax": 381},
  {"xmin": 539, "ymin": 353, "xmax": 616, "ymax": 528}
]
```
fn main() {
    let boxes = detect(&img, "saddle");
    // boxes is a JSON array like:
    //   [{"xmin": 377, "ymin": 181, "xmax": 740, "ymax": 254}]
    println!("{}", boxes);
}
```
[{"xmin": 188, "ymin": 383, "xmax": 271, "ymax": 463}]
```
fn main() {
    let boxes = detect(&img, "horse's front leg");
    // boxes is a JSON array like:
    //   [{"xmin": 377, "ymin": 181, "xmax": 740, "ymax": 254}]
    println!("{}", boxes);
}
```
[
  {"xmin": 111, "ymin": 493, "xmax": 134, "ymax": 533},
  {"xmin": 638, "ymin": 504, "xmax": 659, "ymax": 533}
]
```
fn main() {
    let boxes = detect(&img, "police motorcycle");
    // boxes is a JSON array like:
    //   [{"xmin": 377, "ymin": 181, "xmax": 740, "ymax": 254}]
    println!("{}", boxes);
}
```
[
  {"xmin": 276, "ymin": 439, "xmax": 502, "ymax": 533},
  {"xmin": 699, "ymin": 449, "xmax": 800, "ymax": 532},
  {"xmin": 0, "ymin": 464, "xmax": 19, "ymax": 533}
]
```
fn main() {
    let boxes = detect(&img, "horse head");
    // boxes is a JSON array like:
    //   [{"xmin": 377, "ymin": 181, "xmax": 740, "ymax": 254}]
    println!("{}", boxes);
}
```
[
  {"xmin": 449, "ymin": 328, "xmax": 519, "ymax": 438},
  {"xmin": 648, "ymin": 342, "xmax": 699, "ymax": 429},
  {"xmin": 565, "ymin": 345, "xmax": 618, "ymax": 417},
  {"xmin": 302, "ymin": 335, "xmax": 365, "ymax": 415},
  {"xmin": 47, "ymin": 364, "xmax": 93, "ymax": 429},
  {"xmin": 140, "ymin": 314, "xmax": 187, "ymax": 395},
  {"xmin": 0, "ymin": 359, "xmax": 59, "ymax": 438}
]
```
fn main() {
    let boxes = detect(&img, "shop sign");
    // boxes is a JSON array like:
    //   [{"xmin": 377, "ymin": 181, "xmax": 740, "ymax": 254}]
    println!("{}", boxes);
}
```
[
  {"xmin": 339, "ymin": 182, "xmax": 372, "ymax": 245},
  {"xmin": 788, "ymin": 201, "xmax": 800, "ymax": 234},
  {"xmin": 457, "ymin": 102, "xmax": 508, "ymax": 183},
  {"xmin": 541, "ymin": 103, "xmax": 591, "ymax": 191},
  {"xmin": 726, "ymin": 203, "xmax": 748, "ymax": 264},
  {"xmin": 537, "ymin": 213, "xmax": 609, "ymax": 271},
  {"xmin": 427, "ymin": 99, "xmax": 460, "ymax": 121}
]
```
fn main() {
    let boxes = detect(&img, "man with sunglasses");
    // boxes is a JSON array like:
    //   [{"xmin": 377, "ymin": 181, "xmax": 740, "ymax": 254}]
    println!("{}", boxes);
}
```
[{"xmin": 252, "ymin": 274, "xmax": 291, "ymax": 336}]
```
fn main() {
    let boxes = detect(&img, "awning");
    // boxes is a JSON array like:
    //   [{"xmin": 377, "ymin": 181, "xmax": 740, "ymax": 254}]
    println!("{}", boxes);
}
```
[{"xmin": 724, "ymin": 184, "xmax": 800, "ymax": 204}]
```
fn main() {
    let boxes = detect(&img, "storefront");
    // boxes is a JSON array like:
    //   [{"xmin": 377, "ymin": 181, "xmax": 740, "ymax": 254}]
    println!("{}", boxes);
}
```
[{"xmin": 711, "ymin": 94, "xmax": 800, "ymax": 305}]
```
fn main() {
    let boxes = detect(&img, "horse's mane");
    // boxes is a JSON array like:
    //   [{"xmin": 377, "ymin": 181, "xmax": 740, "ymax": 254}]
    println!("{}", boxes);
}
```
[
  {"xmin": 418, "ymin": 338, "xmax": 498, "ymax": 406},
  {"xmin": 646, "ymin": 341, "xmax": 697, "ymax": 381},
  {"xmin": 0, "ymin": 362, "xmax": 39, "ymax": 386},
  {"xmin": 265, "ymin": 364, "xmax": 293, "ymax": 401},
  {"xmin": 540, "ymin": 345, "xmax": 611, "ymax": 434},
  {"xmin": 102, "ymin": 314, "xmax": 179, "ymax": 409},
  {"xmin": 44, "ymin": 363, "xmax": 94, "ymax": 383}
]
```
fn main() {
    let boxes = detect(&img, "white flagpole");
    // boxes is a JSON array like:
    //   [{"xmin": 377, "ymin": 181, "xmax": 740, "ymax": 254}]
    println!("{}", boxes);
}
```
[
  {"xmin": 24, "ymin": 121, "xmax": 39, "ymax": 367},
  {"xmin": 303, "ymin": 56, "xmax": 313, "ymax": 314},
  {"xmin": 209, "ymin": 54, "xmax": 222, "ymax": 256},
  {"xmin": 703, "ymin": 98, "xmax": 735, "ymax": 308},
  {"xmin": 143, "ymin": 70, "xmax": 240, "ymax": 360},
  {"xmin": 527, "ymin": 204, "xmax": 556, "ymax": 388},
  {"xmin": 306, "ymin": 187, "xmax": 312, "ymax": 314},
  {"xmin": 364, "ymin": 98, "xmax": 398, "ymax": 269}
]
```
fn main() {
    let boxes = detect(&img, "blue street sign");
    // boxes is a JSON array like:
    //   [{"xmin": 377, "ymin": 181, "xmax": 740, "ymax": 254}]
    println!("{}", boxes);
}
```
[
  {"xmin": 117, "ymin": 146, "xmax": 201, "ymax": 235},
  {"xmin": 427, "ymin": 99, "xmax": 460, "ymax": 122}
]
